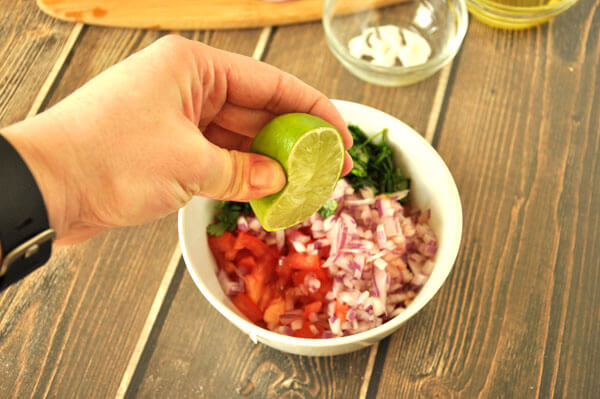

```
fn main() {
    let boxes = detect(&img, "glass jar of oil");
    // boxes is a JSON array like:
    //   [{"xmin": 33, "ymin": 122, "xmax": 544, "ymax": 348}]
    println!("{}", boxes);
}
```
[{"xmin": 466, "ymin": 0, "xmax": 579, "ymax": 28}]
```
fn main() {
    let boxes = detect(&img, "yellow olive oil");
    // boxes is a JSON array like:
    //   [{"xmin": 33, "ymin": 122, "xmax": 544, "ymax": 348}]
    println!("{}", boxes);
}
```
[{"xmin": 467, "ymin": 0, "xmax": 576, "ymax": 29}]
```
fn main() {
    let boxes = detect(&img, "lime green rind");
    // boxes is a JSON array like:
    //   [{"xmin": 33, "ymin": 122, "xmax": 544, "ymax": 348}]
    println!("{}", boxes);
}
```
[
  {"xmin": 249, "ymin": 113, "xmax": 336, "ymax": 171},
  {"xmin": 261, "ymin": 128, "xmax": 344, "ymax": 230},
  {"xmin": 249, "ymin": 113, "xmax": 345, "ymax": 231}
]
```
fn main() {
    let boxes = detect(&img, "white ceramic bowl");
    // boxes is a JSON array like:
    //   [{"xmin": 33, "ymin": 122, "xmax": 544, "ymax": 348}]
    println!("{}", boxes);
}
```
[{"xmin": 178, "ymin": 100, "xmax": 462, "ymax": 356}]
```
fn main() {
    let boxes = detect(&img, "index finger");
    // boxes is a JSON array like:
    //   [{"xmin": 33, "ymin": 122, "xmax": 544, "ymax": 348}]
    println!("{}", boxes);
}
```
[{"xmin": 202, "ymin": 44, "xmax": 353, "ymax": 151}]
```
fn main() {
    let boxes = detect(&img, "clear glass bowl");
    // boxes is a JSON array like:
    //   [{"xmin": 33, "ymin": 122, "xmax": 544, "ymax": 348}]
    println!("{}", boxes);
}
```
[
  {"xmin": 322, "ymin": 0, "xmax": 469, "ymax": 87},
  {"xmin": 466, "ymin": 0, "xmax": 578, "ymax": 29}
]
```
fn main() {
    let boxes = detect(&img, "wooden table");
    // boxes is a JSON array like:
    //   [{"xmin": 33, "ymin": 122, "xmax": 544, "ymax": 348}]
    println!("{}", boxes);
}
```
[{"xmin": 1, "ymin": 1, "xmax": 599, "ymax": 398}]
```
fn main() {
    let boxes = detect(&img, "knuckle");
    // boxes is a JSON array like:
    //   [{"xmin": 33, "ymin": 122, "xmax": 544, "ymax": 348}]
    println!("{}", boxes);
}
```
[
  {"xmin": 154, "ymin": 34, "xmax": 190, "ymax": 57},
  {"xmin": 158, "ymin": 34, "xmax": 186, "ymax": 47}
]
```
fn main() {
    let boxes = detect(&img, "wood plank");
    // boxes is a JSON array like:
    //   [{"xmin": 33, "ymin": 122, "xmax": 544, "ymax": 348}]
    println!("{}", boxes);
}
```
[
  {"xmin": 126, "ymin": 22, "xmax": 450, "ymax": 398},
  {"xmin": 0, "ymin": 0, "xmax": 75, "ymax": 126},
  {"xmin": 26, "ymin": 23, "xmax": 84, "ymax": 118},
  {"xmin": 0, "ymin": 26, "xmax": 176, "ymax": 399},
  {"xmin": 373, "ymin": 1, "xmax": 600, "ymax": 397}
]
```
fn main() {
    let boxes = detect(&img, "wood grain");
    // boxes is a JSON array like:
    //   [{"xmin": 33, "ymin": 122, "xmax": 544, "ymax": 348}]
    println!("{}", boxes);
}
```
[
  {"xmin": 0, "ymin": 0, "xmax": 74, "ymax": 126},
  {"xmin": 26, "ymin": 23, "xmax": 84, "ymax": 118},
  {"xmin": 126, "ymin": 21, "xmax": 452, "ymax": 399},
  {"xmin": 373, "ymin": 1, "xmax": 600, "ymax": 398},
  {"xmin": 36, "ymin": 0, "xmax": 404, "ymax": 30}
]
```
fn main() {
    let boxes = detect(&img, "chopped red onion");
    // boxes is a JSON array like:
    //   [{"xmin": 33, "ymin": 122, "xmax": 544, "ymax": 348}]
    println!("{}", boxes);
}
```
[
  {"xmin": 376, "ymin": 224, "xmax": 387, "ymax": 249},
  {"xmin": 412, "ymin": 273, "xmax": 428, "ymax": 286},
  {"xmin": 374, "ymin": 258, "xmax": 388, "ymax": 270},
  {"xmin": 376, "ymin": 199, "xmax": 384, "ymax": 218},
  {"xmin": 367, "ymin": 250, "xmax": 386, "ymax": 263},
  {"xmin": 292, "ymin": 240, "xmax": 306, "ymax": 253},
  {"xmin": 237, "ymin": 215, "xmax": 249, "ymax": 232},
  {"xmin": 423, "ymin": 260, "xmax": 435, "ymax": 275},
  {"xmin": 217, "ymin": 269, "xmax": 244, "ymax": 296},
  {"xmin": 290, "ymin": 319, "xmax": 303, "ymax": 330},
  {"xmin": 330, "ymin": 317, "xmax": 342, "ymax": 336},
  {"xmin": 305, "ymin": 274, "xmax": 321, "ymax": 293},
  {"xmin": 374, "ymin": 267, "xmax": 388, "ymax": 305},
  {"xmin": 280, "ymin": 310, "xmax": 303, "ymax": 325},
  {"xmin": 273, "ymin": 230, "xmax": 284, "ymax": 252},
  {"xmin": 345, "ymin": 198, "xmax": 376, "ymax": 206},
  {"xmin": 249, "ymin": 217, "xmax": 262, "ymax": 233}
]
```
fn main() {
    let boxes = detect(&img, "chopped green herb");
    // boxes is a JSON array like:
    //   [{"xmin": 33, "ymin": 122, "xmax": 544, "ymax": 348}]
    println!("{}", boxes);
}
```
[
  {"xmin": 206, "ymin": 222, "xmax": 227, "ymax": 236},
  {"xmin": 207, "ymin": 201, "xmax": 252, "ymax": 236},
  {"xmin": 346, "ymin": 125, "xmax": 410, "ymax": 203},
  {"xmin": 318, "ymin": 199, "xmax": 338, "ymax": 219}
]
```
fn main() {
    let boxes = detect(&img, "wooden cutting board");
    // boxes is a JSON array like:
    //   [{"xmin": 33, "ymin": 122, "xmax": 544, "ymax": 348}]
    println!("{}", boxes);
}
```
[{"xmin": 37, "ymin": 0, "xmax": 402, "ymax": 30}]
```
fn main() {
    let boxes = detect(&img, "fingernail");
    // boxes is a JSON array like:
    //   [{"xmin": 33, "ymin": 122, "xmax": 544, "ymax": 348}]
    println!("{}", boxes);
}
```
[{"xmin": 251, "ymin": 159, "xmax": 285, "ymax": 191}]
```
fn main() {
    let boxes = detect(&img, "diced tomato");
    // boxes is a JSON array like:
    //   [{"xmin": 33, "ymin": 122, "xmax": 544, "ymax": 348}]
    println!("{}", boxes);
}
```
[
  {"xmin": 303, "ymin": 301, "xmax": 322, "ymax": 319},
  {"xmin": 213, "ymin": 226, "xmax": 337, "ymax": 338},
  {"xmin": 313, "ymin": 266, "xmax": 330, "ymax": 282},
  {"xmin": 232, "ymin": 293, "xmax": 263, "ymax": 323},
  {"xmin": 307, "ymin": 277, "xmax": 331, "ymax": 303},
  {"xmin": 318, "ymin": 245, "xmax": 331, "ymax": 259},
  {"xmin": 284, "ymin": 287, "xmax": 296, "ymax": 310},
  {"xmin": 243, "ymin": 253, "xmax": 276, "ymax": 307},
  {"xmin": 283, "ymin": 252, "xmax": 321, "ymax": 271},
  {"xmin": 244, "ymin": 273, "xmax": 262, "ymax": 305},
  {"xmin": 237, "ymin": 255, "xmax": 257, "ymax": 269},
  {"xmin": 292, "ymin": 270, "xmax": 310, "ymax": 287},
  {"xmin": 292, "ymin": 322, "xmax": 323, "ymax": 338},
  {"xmin": 275, "ymin": 262, "xmax": 292, "ymax": 290},
  {"xmin": 263, "ymin": 296, "xmax": 286, "ymax": 327},
  {"xmin": 258, "ymin": 284, "xmax": 276, "ymax": 311},
  {"xmin": 292, "ymin": 267, "xmax": 329, "ymax": 287},
  {"xmin": 235, "ymin": 231, "xmax": 273, "ymax": 259},
  {"xmin": 286, "ymin": 230, "xmax": 310, "ymax": 250},
  {"xmin": 335, "ymin": 299, "xmax": 349, "ymax": 323},
  {"xmin": 222, "ymin": 260, "xmax": 237, "ymax": 275},
  {"xmin": 208, "ymin": 231, "xmax": 237, "ymax": 260},
  {"xmin": 268, "ymin": 244, "xmax": 280, "ymax": 259}
]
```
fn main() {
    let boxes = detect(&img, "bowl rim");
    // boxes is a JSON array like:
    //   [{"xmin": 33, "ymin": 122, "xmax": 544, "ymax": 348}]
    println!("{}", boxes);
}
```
[
  {"xmin": 179, "ymin": 99, "xmax": 463, "ymax": 349},
  {"xmin": 322, "ymin": 0, "xmax": 469, "ymax": 75}
]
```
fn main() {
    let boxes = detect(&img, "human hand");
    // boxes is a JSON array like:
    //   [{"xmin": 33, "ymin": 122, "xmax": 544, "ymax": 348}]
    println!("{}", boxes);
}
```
[{"xmin": 1, "ymin": 35, "xmax": 353, "ymax": 245}]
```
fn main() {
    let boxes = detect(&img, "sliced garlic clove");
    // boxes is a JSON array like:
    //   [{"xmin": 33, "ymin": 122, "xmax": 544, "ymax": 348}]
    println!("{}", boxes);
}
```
[{"xmin": 398, "ymin": 29, "xmax": 431, "ymax": 67}]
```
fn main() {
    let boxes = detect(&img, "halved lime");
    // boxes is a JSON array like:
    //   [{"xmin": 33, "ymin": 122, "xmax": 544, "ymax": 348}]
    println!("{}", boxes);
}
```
[{"xmin": 249, "ymin": 113, "xmax": 345, "ymax": 231}]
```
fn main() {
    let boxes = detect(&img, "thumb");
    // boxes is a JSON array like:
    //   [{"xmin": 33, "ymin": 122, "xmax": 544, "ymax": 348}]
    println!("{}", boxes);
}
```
[{"xmin": 196, "ymin": 141, "xmax": 286, "ymax": 201}]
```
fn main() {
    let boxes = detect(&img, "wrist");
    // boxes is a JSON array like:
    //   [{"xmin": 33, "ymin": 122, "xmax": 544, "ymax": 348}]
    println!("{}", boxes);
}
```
[
  {"xmin": 0, "ymin": 132, "xmax": 57, "ymax": 285},
  {"xmin": 2, "ymin": 116, "xmax": 74, "ymax": 242}
]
